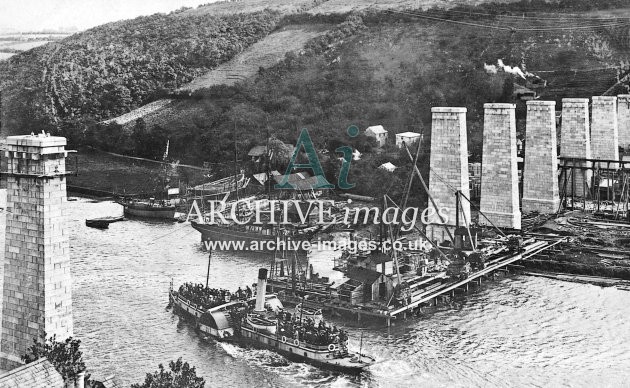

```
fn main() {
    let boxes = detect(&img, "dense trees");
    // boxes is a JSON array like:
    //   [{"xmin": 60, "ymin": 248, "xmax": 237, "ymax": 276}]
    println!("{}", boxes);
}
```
[
  {"xmin": 2, "ymin": 0, "xmax": 628, "ymax": 197},
  {"xmin": 22, "ymin": 334, "xmax": 87, "ymax": 383},
  {"xmin": 0, "ymin": 9, "xmax": 282, "ymax": 144},
  {"xmin": 131, "ymin": 358, "xmax": 205, "ymax": 388}
]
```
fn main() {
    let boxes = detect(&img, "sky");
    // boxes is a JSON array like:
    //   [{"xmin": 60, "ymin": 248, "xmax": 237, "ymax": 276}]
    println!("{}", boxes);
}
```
[{"xmin": 0, "ymin": 0, "xmax": 218, "ymax": 32}]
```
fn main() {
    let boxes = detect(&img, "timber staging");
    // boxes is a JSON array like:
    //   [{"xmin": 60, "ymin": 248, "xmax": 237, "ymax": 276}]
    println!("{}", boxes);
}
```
[{"xmin": 268, "ymin": 236, "xmax": 566, "ymax": 326}]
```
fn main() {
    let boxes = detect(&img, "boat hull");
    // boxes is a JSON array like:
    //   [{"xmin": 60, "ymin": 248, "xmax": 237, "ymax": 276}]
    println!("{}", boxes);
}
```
[
  {"xmin": 169, "ymin": 290, "xmax": 205, "ymax": 319},
  {"xmin": 171, "ymin": 288, "xmax": 373, "ymax": 374},
  {"xmin": 85, "ymin": 220, "xmax": 109, "ymax": 229},
  {"xmin": 123, "ymin": 204, "xmax": 176, "ymax": 220},
  {"xmin": 192, "ymin": 221, "xmax": 276, "ymax": 245},
  {"xmin": 191, "ymin": 221, "xmax": 313, "ymax": 253},
  {"xmin": 235, "ymin": 326, "xmax": 373, "ymax": 374}
]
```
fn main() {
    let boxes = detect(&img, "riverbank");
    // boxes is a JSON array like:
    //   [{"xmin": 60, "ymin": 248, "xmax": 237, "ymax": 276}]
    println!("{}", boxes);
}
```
[
  {"xmin": 522, "ymin": 270, "xmax": 630, "ymax": 290},
  {"xmin": 521, "ymin": 210, "xmax": 630, "ymax": 280}
]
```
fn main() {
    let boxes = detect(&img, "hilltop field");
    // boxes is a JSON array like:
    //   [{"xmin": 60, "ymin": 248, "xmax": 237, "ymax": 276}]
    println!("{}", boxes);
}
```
[{"xmin": 1, "ymin": 0, "xmax": 630, "ymax": 197}]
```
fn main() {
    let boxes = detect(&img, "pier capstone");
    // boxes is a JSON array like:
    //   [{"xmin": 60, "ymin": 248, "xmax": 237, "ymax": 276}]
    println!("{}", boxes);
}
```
[
  {"xmin": 591, "ymin": 96, "xmax": 618, "ymax": 167},
  {"xmin": 618, "ymin": 94, "xmax": 630, "ymax": 151},
  {"xmin": 0, "ymin": 134, "xmax": 72, "ymax": 370},
  {"xmin": 560, "ymin": 98, "xmax": 591, "ymax": 197},
  {"xmin": 426, "ymin": 107, "xmax": 470, "ymax": 242},
  {"xmin": 522, "ymin": 101, "xmax": 560, "ymax": 214},
  {"xmin": 479, "ymin": 103, "xmax": 521, "ymax": 229}
]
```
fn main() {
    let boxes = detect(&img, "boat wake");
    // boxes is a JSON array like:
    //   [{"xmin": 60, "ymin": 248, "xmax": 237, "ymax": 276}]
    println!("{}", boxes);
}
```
[
  {"xmin": 218, "ymin": 341, "xmax": 338, "ymax": 384},
  {"xmin": 219, "ymin": 342, "xmax": 287, "ymax": 366}
]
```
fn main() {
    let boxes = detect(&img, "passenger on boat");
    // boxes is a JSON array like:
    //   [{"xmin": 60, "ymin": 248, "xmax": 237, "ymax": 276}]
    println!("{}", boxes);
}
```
[
  {"xmin": 177, "ymin": 283, "xmax": 234, "ymax": 310},
  {"xmin": 277, "ymin": 315, "xmax": 348, "ymax": 350}
]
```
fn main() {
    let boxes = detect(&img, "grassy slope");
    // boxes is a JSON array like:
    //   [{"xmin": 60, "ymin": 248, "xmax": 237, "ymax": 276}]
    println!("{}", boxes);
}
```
[
  {"xmin": 177, "ymin": 0, "xmax": 324, "ymax": 17},
  {"xmin": 178, "ymin": 24, "xmax": 331, "ymax": 91}
]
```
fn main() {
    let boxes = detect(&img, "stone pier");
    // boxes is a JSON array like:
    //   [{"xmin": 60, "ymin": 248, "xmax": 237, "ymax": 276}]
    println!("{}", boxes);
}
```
[
  {"xmin": 425, "ymin": 107, "xmax": 470, "ymax": 242},
  {"xmin": 618, "ymin": 94, "xmax": 630, "ymax": 152},
  {"xmin": 0, "ymin": 134, "xmax": 72, "ymax": 370},
  {"xmin": 591, "ymin": 96, "xmax": 618, "ymax": 166},
  {"xmin": 479, "ymin": 103, "xmax": 521, "ymax": 229},
  {"xmin": 522, "ymin": 101, "xmax": 560, "ymax": 213},
  {"xmin": 560, "ymin": 98, "xmax": 591, "ymax": 197}
]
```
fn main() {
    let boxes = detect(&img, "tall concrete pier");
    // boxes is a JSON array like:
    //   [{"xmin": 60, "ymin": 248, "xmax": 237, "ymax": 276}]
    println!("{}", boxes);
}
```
[
  {"xmin": 591, "ymin": 96, "xmax": 618, "ymax": 165},
  {"xmin": 560, "ymin": 98, "xmax": 591, "ymax": 197},
  {"xmin": 522, "ymin": 101, "xmax": 560, "ymax": 213},
  {"xmin": 479, "ymin": 103, "xmax": 520, "ymax": 229},
  {"xmin": 426, "ymin": 107, "xmax": 470, "ymax": 242},
  {"xmin": 618, "ymin": 94, "xmax": 630, "ymax": 151},
  {"xmin": 0, "ymin": 134, "xmax": 72, "ymax": 370}
]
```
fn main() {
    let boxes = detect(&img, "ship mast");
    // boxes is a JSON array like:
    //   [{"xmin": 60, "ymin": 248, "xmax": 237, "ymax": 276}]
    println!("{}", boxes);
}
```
[{"xmin": 233, "ymin": 121, "xmax": 239, "ymax": 201}]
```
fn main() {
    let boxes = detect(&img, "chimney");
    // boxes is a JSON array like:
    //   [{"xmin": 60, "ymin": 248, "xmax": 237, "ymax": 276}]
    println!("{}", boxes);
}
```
[
  {"xmin": 254, "ymin": 268, "xmax": 268, "ymax": 312},
  {"xmin": 74, "ymin": 371, "xmax": 86, "ymax": 388}
]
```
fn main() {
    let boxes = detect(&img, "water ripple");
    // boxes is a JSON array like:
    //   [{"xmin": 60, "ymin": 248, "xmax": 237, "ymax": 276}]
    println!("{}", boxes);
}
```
[{"xmin": 69, "ymin": 199, "xmax": 630, "ymax": 387}]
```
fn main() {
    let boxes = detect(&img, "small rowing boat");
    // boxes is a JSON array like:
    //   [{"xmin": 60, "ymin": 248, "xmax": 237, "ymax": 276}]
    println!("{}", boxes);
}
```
[{"xmin": 85, "ymin": 216, "xmax": 125, "ymax": 229}]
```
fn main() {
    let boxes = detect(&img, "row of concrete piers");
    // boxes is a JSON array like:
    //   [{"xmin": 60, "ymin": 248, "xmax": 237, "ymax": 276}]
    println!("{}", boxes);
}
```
[{"xmin": 424, "ymin": 95, "xmax": 630, "ymax": 244}]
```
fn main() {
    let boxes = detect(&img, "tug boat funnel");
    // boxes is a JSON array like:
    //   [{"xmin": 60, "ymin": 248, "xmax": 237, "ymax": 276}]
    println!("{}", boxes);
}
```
[{"xmin": 254, "ymin": 268, "xmax": 268, "ymax": 312}]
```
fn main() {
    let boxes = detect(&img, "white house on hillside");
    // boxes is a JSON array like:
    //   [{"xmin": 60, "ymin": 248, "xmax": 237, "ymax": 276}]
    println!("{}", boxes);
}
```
[
  {"xmin": 379, "ymin": 162, "xmax": 397, "ymax": 172},
  {"xmin": 395, "ymin": 132, "xmax": 422, "ymax": 148},
  {"xmin": 365, "ymin": 125, "xmax": 388, "ymax": 147}
]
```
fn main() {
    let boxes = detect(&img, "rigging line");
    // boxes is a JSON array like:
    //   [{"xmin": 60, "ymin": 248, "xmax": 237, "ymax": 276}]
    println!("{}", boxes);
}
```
[
  {"xmin": 150, "ymin": 223, "xmax": 196, "ymax": 244},
  {"xmin": 387, "ymin": 10, "xmax": 629, "ymax": 31},
  {"xmin": 433, "ymin": 8, "xmax": 630, "ymax": 21},
  {"xmin": 386, "ymin": 10, "xmax": 513, "ymax": 31},
  {"xmin": 420, "ymin": 11, "xmax": 622, "ymax": 24},
  {"xmin": 530, "ymin": 67, "xmax": 618, "ymax": 73},
  {"xmin": 428, "ymin": 166, "xmax": 460, "ymax": 194},
  {"xmin": 512, "ymin": 22, "xmax": 629, "ymax": 31}
]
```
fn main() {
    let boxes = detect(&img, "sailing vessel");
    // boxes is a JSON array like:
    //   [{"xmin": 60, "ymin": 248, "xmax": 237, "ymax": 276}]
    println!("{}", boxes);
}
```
[
  {"xmin": 118, "ymin": 140, "xmax": 177, "ymax": 220},
  {"xmin": 190, "ymin": 197, "xmax": 321, "ymax": 252},
  {"xmin": 190, "ymin": 173, "xmax": 250, "ymax": 197},
  {"xmin": 120, "ymin": 198, "xmax": 176, "ymax": 219},
  {"xmin": 190, "ymin": 219, "xmax": 320, "ymax": 251}
]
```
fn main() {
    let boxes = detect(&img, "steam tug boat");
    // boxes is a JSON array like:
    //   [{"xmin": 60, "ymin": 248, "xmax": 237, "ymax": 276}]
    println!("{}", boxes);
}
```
[
  {"xmin": 234, "ymin": 272, "xmax": 374, "ymax": 373},
  {"xmin": 170, "ymin": 270, "xmax": 375, "ymax": 374}
]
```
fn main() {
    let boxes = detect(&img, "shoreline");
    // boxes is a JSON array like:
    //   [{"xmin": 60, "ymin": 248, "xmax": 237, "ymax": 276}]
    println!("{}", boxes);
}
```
[{"xmin": 521, "ymin": 270, "xmax": 630, "ymax": 289}]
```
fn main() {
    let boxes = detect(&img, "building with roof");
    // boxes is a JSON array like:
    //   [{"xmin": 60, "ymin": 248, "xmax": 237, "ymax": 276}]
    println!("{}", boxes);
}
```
[
  {"xmin": 365, "ymin": 125, "xmax": 388, "ymax": 147},
  {"xmin": 252, "ymin": 171, "xmax": 281, "ymax": 186},
  {"xmin": 513, "ymin": 84, "xmax": 537, "ymax": 101},
  {"xmin": 0, "ymin": 358, "xmax": 65, "ymax": 388},
  {"xmin": 92, "ymin": 375, "xmax": 123, "ymax": 388},
  {"xmin": 378, "ymin": 162, "xmax": 397, "ymax": 172},
  {"xmin": 247, "ymin": 145, "xmax": 267, "ymax": 162},
  {"xmin": 273, "ymin": 172, "xmax": 328, "ymax": 199},
  {"xmin": 337, "ymin": 251, "xmax": 396, "ymax": 304},
  {"xmin": 395, "ymin": 132, "xmax": 422, "ymax": 148}
]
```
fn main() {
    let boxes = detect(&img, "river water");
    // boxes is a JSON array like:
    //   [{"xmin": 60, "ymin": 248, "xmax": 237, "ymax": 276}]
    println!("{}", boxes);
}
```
[{"xmin": 70, "ymin": 199, "xmax": 630, "ymax": 387}]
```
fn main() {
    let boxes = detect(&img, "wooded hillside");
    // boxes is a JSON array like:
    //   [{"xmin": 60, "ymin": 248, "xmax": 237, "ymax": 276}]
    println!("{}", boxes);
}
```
[{"xmin": 0, "ymin": 10, "xmax": 281, "ymax": 138}]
